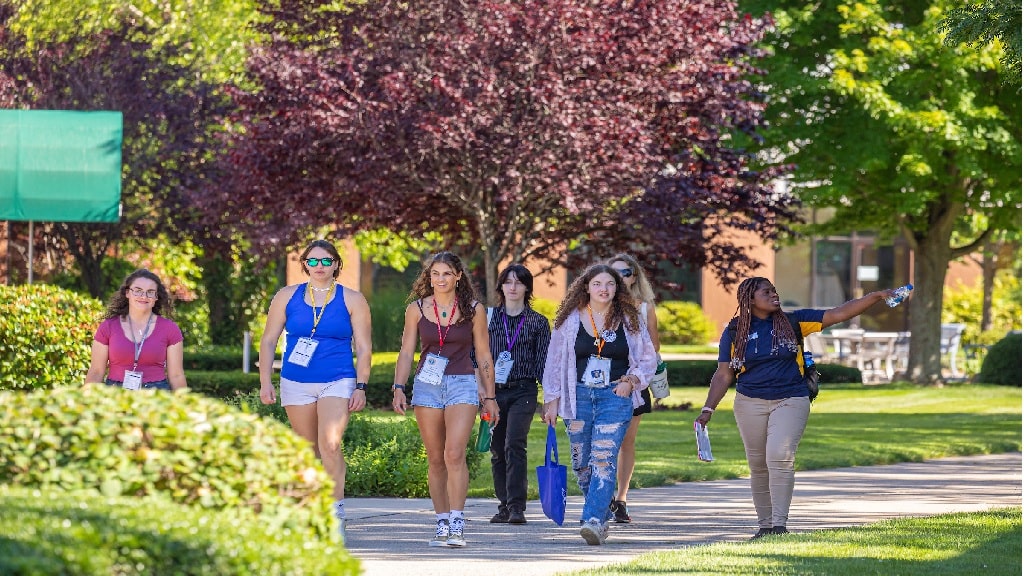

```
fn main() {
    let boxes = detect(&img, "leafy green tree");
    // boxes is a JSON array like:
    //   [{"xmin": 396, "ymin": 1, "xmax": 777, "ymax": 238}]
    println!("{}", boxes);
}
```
[
  {"xmin": 939, "ymin": 0, "xmax": 1021, "ymax": 85},
  {"xmin": 742, "ymin": 0, "xmax": 1021, "ymax": 383}
]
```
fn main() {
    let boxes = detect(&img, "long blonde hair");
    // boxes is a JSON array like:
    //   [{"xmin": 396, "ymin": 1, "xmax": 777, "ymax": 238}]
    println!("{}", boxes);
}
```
[
  {"xmin": 728, "ymin": 277, "xmax": 797, "ymax": 370},
  {"xmin": 607, "ymin": 253, "xmax": 656, "ymax": 306}
]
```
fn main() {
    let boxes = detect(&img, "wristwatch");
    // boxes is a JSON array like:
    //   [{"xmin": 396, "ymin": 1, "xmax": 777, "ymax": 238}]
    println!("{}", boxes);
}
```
[
  {"xmin": 392, "ymin": 384, "xmax": 406, "ymax": 392},
  {"xmin": 355, "ymin": 382, "xmax": 367, "ymax": 391}
]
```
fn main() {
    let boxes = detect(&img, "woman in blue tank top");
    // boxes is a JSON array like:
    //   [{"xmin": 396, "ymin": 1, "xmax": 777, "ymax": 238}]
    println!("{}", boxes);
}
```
[{"xmin": 258, "ymin": 239, "xmax": 372, "ymax": 544}]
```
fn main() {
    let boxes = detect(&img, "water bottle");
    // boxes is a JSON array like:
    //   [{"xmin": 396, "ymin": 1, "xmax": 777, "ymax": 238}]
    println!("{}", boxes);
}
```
[
  {"xmin": 475, "ymin": 413, "xmax": 493, "ymax": 452},
  {"xmin": 802, "ymin": 351, "xmax": 815, "ymax": 369},
  {"xmin": 885, "ymin": 283, "xmax": 914, "ymax": 308}
]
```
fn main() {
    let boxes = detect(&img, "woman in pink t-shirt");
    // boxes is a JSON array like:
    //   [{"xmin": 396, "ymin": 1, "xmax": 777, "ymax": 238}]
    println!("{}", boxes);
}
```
[{"xmin": 85, "ymin": 269, "xmax": 187, "ymax": 391}]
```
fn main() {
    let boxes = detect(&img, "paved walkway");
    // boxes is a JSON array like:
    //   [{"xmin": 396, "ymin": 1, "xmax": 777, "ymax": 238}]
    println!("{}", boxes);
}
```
[{"xmin": 344, "ymin": 452, "xmax": 1021, "ymax": 576}]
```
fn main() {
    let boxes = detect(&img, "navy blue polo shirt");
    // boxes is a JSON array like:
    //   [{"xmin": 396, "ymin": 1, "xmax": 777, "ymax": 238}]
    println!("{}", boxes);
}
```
[{"xmin": 717, "ymin": 309, "xmax": 825, "ymax": 400}]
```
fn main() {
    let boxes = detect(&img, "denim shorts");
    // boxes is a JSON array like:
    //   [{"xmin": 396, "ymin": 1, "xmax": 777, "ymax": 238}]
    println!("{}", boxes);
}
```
[
  {"xmin": 411, "ymin": 374, "xmax": 479, "ymax": 409},
  {"xmin": 105, "ymin": 378, "xmax": 171, "ymax": 391},
  {"xmin": 280, "ymin": 377, "xmax": 356, "ymax": 406}
]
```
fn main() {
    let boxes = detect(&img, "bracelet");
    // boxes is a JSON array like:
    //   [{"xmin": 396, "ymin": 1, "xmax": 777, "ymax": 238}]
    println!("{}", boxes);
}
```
[
  {"xmin": 483, "ymin": 397, "xmax": 496, "ymax": 401},
  {"xmin": 701, "ymin": 406, "xmax": 715, "ymax": 414},
  {"xmin": 355, "ymin": 382, "xmax": 367, "ymax": 391},
  {"xmin": 392, "ymin": 384, "xmax": 406, "ymax": 392}
]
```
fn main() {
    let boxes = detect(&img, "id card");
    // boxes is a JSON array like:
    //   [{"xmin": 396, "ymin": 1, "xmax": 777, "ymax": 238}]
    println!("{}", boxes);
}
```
[
  {"xmin": 417, "ymin": 353, "xmax": 449, "ymax": 385},
  {"xmin": 123, "ymin": 370, "xmax": 143, "ymax": 391},
  {"xmin": 583, "ymin": 355, "xmax": 611, "ymax": 387},
  {"xmin": 287, "ymin": 337, "xmax": 319, "ymax": 367},
  {"xmin": 495, "ymin": 354, "xmax": 514, "ymax": 384}
]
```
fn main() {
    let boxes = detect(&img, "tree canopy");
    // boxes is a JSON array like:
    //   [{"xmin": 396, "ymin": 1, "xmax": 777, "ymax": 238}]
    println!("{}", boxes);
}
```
[
  {"xmin": 742, "ymin": 0, "xmax": 1021, "ymax": 382},
  {"xmin": 200, "ymin": 0, "xmax": 800, "ymax": 296}
]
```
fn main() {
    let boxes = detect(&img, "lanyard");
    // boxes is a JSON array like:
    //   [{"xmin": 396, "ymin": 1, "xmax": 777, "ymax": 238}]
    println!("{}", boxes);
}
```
[
  {"xmin": 433, "ymin": 296, "xmax": 458, "ymax": 349},
  {"xmin": 586, "ymin": 305, "xmax": 605, "ymax": 358},
  {"xmin": 308, "ymin": 282, "xmax": 335, "ymax": 337},
  {"xmin": 128, "ymin": 313, "xmax": 154, "ymax": 370},
  {"xmin": 502, "ymin": 308, "xmax": 527, "ymax": 352}
]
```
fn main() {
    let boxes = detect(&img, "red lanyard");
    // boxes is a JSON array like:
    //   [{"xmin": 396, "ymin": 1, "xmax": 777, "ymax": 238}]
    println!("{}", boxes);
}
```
[
  {"xmin": 586, "ymin": 305, "xmax": 605, "ymax": 358},
  {"xmin": 433, "ymin": 296, "xmax": 458, "ymax": 349}
]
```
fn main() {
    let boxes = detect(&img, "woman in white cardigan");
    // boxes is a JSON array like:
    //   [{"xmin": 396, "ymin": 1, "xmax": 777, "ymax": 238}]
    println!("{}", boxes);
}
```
[{"xmin": 541, "ymin": 263, "xmax": 657, "ymax": 545}]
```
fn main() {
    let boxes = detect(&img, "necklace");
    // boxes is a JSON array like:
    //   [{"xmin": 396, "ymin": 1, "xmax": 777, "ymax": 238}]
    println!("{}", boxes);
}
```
[
  {"xmin": 311, "ymin": 284, "xmax": 333, "ymax": 293},
  {"xmin": 436, "ymin": 299, "xmax": 454, "ymax": 318}
]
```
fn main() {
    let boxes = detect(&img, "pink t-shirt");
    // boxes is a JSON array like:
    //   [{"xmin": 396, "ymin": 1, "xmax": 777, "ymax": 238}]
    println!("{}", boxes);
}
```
[{"xmin": 94, "ymin": 316, "xmax": 184, "ymax": 383}]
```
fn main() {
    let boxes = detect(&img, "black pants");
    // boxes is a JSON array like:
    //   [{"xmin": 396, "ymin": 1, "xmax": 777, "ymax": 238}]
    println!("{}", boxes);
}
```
[{"xmin": 490, "ymin": 382, "xmax": 537, "ymax": 512}]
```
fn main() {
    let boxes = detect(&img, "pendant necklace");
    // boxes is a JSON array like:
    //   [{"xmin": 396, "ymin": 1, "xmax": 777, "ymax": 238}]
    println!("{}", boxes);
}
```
[{"xmin": 311, "ymin": 285, "xmax": 333, "ymax": 293}]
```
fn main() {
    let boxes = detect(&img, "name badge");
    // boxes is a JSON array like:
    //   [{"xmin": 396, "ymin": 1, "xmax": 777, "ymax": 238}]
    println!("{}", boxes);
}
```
[
  {"xmin": 583, "ymin": 355, "xmax": 611, "ymax": 387},
  {"xmin": 287, "ymin": 337, "xmax": 319, "ymax": 367},
  {"xmin": 495, "ymin": 353, "xmax": 514, "ymax": 384},
  {"xmin": 417, "ymin": 353, "xmax": 449, "ymax": 385},
  {"xmin": 123, "ymin": 370, "xmax": 144, "ymax": 391}
]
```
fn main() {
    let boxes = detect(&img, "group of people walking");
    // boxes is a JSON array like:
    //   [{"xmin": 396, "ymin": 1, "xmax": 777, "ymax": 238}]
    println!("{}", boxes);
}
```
[{"xmin": 86, "ymin": 239, "xmax": 900, "ymax": 548}]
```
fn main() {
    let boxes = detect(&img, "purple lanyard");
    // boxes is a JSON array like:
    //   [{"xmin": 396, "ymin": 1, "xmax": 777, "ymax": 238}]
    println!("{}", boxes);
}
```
[{"xmin": 502, "ymin": 308, "xmax": 527, "ymax": 352}]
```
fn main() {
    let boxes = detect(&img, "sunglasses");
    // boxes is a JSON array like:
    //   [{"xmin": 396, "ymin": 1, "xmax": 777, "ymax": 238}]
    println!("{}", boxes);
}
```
[
  {"xmin": 615, "ymin": 268, "xmax": 634, "ymax": 278},
  {"xmin": 305, "ymin": 257, "xmax": 335, "ymax": 267},
  {"xmin": 129, "ymin": 287, "xmax": 158, "ymax": 299}
]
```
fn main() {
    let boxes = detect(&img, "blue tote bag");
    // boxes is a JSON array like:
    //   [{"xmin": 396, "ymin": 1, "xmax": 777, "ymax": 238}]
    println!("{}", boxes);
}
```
[{"xmin": 536, "ymin": 424, "xmax": 567, "ymax": 526}]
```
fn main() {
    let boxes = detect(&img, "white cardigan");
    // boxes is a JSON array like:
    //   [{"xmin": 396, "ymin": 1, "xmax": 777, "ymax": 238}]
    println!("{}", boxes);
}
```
[{"xmin": 541, "ymin": 307, "xmax": 658, "ymax": 420}]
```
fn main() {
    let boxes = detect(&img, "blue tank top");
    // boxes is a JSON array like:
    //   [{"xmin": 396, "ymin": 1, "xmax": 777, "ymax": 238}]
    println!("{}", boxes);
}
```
[{"xmin": 280, "ymin": 284, "xmax": 357, "ymax": 383}]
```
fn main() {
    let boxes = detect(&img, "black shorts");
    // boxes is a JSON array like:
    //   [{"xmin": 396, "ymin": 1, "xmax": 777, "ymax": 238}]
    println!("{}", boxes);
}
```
[{"xmin": 632, "ymin": 387, "xmax": 652, "ymax": 417}]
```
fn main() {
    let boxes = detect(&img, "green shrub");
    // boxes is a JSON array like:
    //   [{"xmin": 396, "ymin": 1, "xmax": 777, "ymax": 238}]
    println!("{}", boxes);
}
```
[
  {"xmin": 976, "ymin": 332, "xmax": 1022, "ymax": 387},
  {"xmin": 0, "ymin": 285, "xmax": 103, "ymax": 391},
  {"xmin": 657, "ymin": 301, "xmax": 717, "ymax": 345},
  {"xmin": 188, "ymin": 369, "xmax": 261, "ymax": 399},
  {"xmin": 532, "ymin": 297, "xmax": 558, "ymax": 324},
  {"xmin": 368, "ymin": 287, "xmax": 408, "ymax": 353},
  {"xmin": 663, "ymin": 360, "xmax": 861, "ymax": 387},
  {"xmin": 0, "ymin": 385, "xmax": 335, "ymax": 538},
  {"xmin": 0, "ymin": 485, "xmax": 355, "ymax": 576},
  {"xmin": 184, "ymin": 345, "xmax": 258, "ymax": 371},
  {"xmin": 175, "ymin": 298, "xmax": 213, "ymax": 348},
  {"xmin": 230, "ymin": 391, "xmax": 485, "ymax": 497}
]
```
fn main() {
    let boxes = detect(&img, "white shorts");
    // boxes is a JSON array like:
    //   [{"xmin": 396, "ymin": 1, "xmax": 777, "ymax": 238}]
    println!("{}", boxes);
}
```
[{"xmin": 280, "ymin": 377, "xmax": 356, "ymax": 406}]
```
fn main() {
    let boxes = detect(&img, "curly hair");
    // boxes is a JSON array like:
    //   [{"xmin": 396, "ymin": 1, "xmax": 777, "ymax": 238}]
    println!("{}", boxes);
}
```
[
  {"xmin": 101, "ymin": 269, "xmax": 174, "ymax": 320},
  {"xmin": 408, "ymin": 251, "xmax": 479, "ymax": 323},
  {"xmin": 728, "ymin": 277, "xmax": 797, "ymax": 370},
  {"xmin": 553, "ymin": 263, "xmax": 641, "ymax": 333},
  {"xmin": 606, "ymin": 253, "xmax": 656, "ymax": 307}
]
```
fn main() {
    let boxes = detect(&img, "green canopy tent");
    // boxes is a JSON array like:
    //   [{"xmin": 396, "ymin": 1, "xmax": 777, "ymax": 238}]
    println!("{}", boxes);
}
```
[{"xmin": 0, "ymin": 110, "xmax": 123, "ymax": 282}]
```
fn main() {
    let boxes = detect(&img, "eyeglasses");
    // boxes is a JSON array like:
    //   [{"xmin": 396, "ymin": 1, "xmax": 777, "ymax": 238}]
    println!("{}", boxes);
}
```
[
  {"xmin": 129, "ymin": 288, "xmax": 158, "ymax": 299},
  {"xmin": 305, "ymin": 257, "xmax": 335, "ymax": 267},
  {"xmin": 615, "ymin": 268, "xmax": 634, "ymax": 278}
]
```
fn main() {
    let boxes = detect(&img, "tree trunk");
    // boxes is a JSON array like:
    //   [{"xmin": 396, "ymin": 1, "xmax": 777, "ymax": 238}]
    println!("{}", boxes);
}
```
[
  {"xmin": 980, "ymin": 237, "xmax": 996, "ymax": 332},
  {"xmin": 903, "ymin": 225, "xmax": 956, "ymax": 384}
]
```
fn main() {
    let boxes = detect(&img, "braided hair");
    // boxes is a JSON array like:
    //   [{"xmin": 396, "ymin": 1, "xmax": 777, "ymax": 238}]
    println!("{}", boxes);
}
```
[{"xmin": 728, "ymin": 277, "xmax": 798, "ymax": 370}]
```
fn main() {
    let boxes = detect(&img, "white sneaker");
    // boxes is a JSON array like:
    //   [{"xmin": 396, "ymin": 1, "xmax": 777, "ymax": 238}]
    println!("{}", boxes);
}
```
[
  {"xmin": 338, "ymin": 518, "xmax": 347, "ymax": 545},
  {"xmin": 430, "ymin": 520, "xmax": 450, "ymax": 547},
  {"xmin": 580, "ymin": 519, "xmax": 606, "ymax": 545},
  {"xmin": 446, "ymin": 517, "xmax": 467, "ymax": 547}
]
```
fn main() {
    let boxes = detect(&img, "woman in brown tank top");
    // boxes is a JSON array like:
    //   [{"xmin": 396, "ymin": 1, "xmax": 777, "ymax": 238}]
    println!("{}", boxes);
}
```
[{"xmin": 392, "ymin": 251, "xmax": 497, "ymax": 548}]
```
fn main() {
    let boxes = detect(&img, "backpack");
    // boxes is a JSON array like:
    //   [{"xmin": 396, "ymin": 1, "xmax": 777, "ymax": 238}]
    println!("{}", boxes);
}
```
[{"xmin": 727, "ymin": 313, "xmax": 820, "ymax": 402}]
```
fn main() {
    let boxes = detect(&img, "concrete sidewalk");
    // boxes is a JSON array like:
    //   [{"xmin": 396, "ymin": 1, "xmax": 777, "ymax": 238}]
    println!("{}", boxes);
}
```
[{"xmin": 344, "ymin": 452, "xmax": 1021, "ymax": 576}]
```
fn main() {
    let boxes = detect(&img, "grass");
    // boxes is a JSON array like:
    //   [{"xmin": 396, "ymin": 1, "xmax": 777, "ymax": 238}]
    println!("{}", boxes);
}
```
[
  {"xmin": 557, "ymin": 507, "xmax": 1022, "ymax": 576},
  {"xmin": 660, "ymin": 343, "xmax": 718, "ymax": 355},
  {"xmin": 462, "ymin": 383, "xmax": 1021, "ymax": 497}
]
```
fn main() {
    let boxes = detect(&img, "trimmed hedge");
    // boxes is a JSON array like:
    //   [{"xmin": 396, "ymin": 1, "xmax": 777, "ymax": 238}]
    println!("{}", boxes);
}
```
[
  {"xmin": 664, "ymin": 360, "xmax": 862, "ymax": 387},
  {"xmin": 657, "ymin": 301, "xmax": 717, "ymax": 345},
  {"xmin": 976, "ymin": 332, "xmax": 1022, "ymax": 386},
  {"xmin": 0, "ymin": 485, "xmax": 356, "ymax": 576},
  {"xmin": 183, "ymin": 345, "xmax": 257, "ymax": 371},
  {"xmin": 0, "ymin": 385, "xmax": 335, "ymax": 538},
  {"xmin": 0, "ymin": 284, "xmax": 103, "ymax": 391}
]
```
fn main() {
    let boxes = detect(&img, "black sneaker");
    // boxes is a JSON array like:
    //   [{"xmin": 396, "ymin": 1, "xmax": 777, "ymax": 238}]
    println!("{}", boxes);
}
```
[
  {"xmin": 749, "ymin": 528, "xmax": 774, "ymax": 540},
  {"xmin": 508, "ymin": 507, "xmax": 527, "ymax": 524},
  {"xmin": 609, "ymin": 500, "xmax": 632, "ymax": 524},
  {"xmin": 772, "ymin": 526, "xmax": 789, "ymax": 535},
  {"xmin": 490, "ymin": 508, "xmax": 510, "ymax": 523}
]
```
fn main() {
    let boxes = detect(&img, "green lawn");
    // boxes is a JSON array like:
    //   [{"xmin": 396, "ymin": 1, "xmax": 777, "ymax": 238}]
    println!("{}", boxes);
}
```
[
  {"xmin": 557, "ymin": 507, "xmax": 1022, "ymax": 576},
  {"xmin": 462, "ymin": 384, "xmax": 1021, "ymax": 497}
]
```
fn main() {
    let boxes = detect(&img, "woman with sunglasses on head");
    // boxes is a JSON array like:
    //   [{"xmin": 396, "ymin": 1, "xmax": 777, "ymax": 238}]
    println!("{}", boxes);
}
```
[
  {"xmin": 485, "ymin": 263, "xmax": 551, "ymax": 525},
  {"xmin": 605, "ymin": 253, "xmax": 660, "ymax": 524},
  {"xmin": 392, "ymin": 251, "xmax": 497, "ymax": 548},
  {"xmin": 542, "ymin": 263, "xmax": 657, "ymax": 545},
  {"xmin": 259, "ymin": 239, "xmax": 372, "ymax": 544},
  {"xmin": 86, "ymin": 269, "xmax": 187, "ymax": 391}
]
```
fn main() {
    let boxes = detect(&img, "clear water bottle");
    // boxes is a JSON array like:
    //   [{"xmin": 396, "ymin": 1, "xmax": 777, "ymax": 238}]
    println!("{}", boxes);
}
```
[{"xmin": 885, "ymin": 283, "xmax": 914, "ymax": 307}]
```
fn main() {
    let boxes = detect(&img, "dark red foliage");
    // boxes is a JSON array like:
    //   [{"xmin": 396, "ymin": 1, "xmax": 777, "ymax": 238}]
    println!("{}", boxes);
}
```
[{"xmin": 203, "ymin": 0, "xmax": 799, "ymax": 289}]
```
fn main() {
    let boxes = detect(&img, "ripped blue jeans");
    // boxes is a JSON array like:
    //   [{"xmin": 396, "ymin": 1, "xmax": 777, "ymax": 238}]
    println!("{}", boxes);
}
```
[{"xmin": 565, "ymin": 384, "xmax": 634, "ymax": 524}]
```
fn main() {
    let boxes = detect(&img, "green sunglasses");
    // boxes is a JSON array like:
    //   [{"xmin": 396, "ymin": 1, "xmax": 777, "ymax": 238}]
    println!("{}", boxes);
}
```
[{"xmin": 305, "ymin": 257, "xmax": 336, "ymax": 267}]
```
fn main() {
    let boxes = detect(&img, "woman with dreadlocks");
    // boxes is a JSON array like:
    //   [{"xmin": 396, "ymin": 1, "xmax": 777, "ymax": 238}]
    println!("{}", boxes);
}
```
[{"xmin": 696, "ymin": 277, "xmax": 900, "ymax": 539}]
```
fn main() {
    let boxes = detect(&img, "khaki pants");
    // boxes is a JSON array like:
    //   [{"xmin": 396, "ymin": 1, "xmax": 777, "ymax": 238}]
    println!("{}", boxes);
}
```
[{"xmin": 733, "ymin": 392, "xmax": 810, "ymax": 529}]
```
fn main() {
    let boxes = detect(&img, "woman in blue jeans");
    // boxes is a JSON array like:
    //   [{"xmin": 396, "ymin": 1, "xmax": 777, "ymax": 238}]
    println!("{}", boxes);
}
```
[{"xmin": 542, "ymin": 263, "xmax": 657, "ymax": 545}]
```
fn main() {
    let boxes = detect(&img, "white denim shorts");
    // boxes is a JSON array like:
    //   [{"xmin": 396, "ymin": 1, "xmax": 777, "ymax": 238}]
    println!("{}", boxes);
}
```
[{"xmin": 280, "ymin": 376, "xmax": 356, "ymax": 406}]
